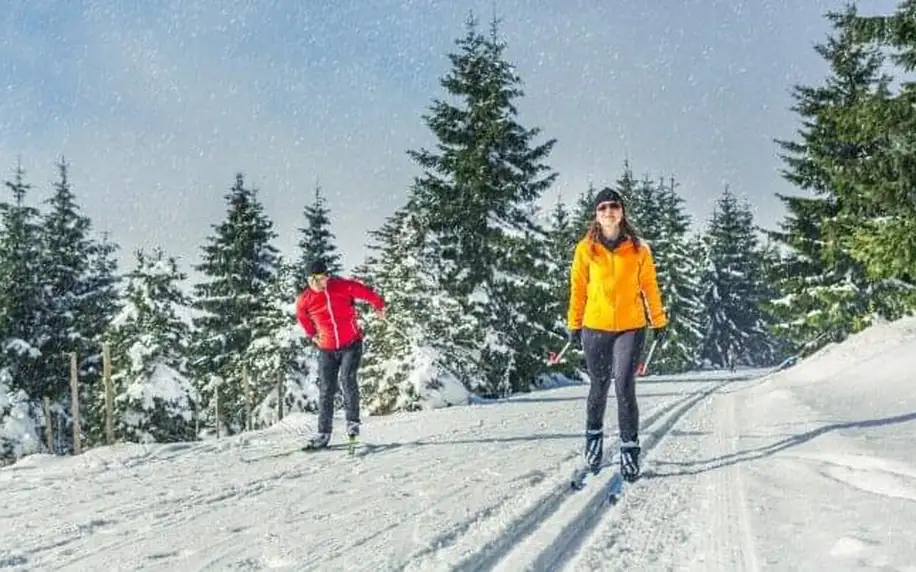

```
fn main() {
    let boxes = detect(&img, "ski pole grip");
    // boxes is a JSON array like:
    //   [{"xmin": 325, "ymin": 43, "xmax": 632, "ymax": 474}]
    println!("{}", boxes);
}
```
[{"xmin": 547, "ymin": 341, "xmax": 571, "ymax": 365}]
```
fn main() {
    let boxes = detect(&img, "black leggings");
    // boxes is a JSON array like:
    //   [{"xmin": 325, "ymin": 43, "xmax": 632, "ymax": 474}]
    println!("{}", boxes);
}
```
[{"xmin": 581, "ymin": 328, "xmax": 646, "ymax": 443}]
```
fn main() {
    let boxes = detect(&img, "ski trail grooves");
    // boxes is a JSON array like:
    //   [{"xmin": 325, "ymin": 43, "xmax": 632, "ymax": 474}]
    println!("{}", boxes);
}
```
[
  {"xmin": 647, "ymin": 387, "xmax": 759, "ymax": 571},
  {"xmin": 566, "ymin": 382, "xmax": 760, "ymax": 571},
  {"xmin": 405, "ymin": 381, "xmax": 722, "ymax": 572},
  {"xmin": 494, "ymin": 381, "xmax": 726, "ymax": 572},
  {"xmin": 398, "ymin": 391, "xmax": 698, "ymax": 572},
  {"xmin": 724, "ymin": 388, "xmax": 761, "ymax": 571}
]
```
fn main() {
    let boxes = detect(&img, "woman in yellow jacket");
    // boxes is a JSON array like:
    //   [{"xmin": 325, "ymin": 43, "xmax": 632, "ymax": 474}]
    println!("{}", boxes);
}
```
[{"xmin": 567, "ymin": 187, "xmax": 668, "ymax": 481}]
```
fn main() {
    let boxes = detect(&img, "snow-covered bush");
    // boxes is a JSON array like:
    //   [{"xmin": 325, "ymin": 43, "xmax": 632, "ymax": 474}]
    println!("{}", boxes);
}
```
[{"xmin": 0, "ymin": 369, "xmax": 42, "ymax": 463}]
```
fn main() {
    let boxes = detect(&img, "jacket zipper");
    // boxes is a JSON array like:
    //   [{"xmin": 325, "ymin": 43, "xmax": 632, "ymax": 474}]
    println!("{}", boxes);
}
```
[
  {"xmin": 610, "ymin": 249, "xmax": 617, "ymax": 331},
  {"xmin": 323, "ymin": 290, "xmax": 340, "ymax": 347}
]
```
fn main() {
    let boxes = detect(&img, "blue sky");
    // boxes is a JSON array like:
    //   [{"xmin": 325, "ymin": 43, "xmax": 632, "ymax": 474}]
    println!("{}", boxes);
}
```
[{"xmin": 0, "ymin": 0, "xmax": 900, "ymax": 276}]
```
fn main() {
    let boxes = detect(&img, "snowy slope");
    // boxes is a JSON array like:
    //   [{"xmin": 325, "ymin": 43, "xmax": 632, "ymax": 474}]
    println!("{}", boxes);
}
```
[
  {"xmin": 567, "ymin": 317, "xmax": 916, "ymax": 572},
  {"xmin": 2, "ymin": 318, "xmax": 916, "ymax": 571}
]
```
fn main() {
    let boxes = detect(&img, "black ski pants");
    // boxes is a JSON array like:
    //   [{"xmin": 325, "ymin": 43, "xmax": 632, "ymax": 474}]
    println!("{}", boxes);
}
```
[
  {"xmin": 316, "ymin": 338, "xmax": 363, "ymax": 435},
  {"xmin": 581, "ymin": 327, "xmax": 646, "ymax": 443}
]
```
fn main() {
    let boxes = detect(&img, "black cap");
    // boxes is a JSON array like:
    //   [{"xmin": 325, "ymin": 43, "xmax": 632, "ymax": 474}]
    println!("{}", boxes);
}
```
[
  {"xmin": 594, "ymin": 187, "xmax": 624, "ymax": 210},
  {"xmin": 307, "ymin": 259, "xmax": 328, "ymax": 276}
]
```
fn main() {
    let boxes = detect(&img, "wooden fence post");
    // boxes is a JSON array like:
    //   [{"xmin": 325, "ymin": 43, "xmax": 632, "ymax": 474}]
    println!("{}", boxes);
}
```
[
  {"xmin": 277, "ymin": 376, "xmax": 284, "ymax": 422},
  {"xmin": 68, "ymin": 352, "xmax": 81, "ymax": 455},
  {"xmin": 244, "ymin": 366, "xmax": 253, "ymax": 431},
  {"xmin": 102, "ymin": 342, "xmax": 114, "ymax": 445},
  {"xmin": 43, "ymin": 396, "xmax": 53, "ymax": 453},
  {"xmin": 214, "ymin": 381, "xmax": 220, "ymax": 439}
]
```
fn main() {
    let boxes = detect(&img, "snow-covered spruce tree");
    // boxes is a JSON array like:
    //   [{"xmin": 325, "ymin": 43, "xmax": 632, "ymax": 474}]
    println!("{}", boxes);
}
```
[
  {"xmin": 243, "ymin": 259, "xmax": 316, "ymax": 427},
  {"xmin": 757, "ymin": 238, "xmax": 794, "ymax": 361},
  {"xmin": 618, "ymin": 168, "xmax": 662, "ymax": 240},
  {"xmin": 406, "ymin": 14, "xmax": 558, "ymax": 396},
  {"xmin": 0, "ymin": 163, "xmax": 47, "ymax": 400},
  {"xmin": 40, "ymin": 158, "xmax": 121, "ymax": 452},
  {"xmin": 102, "ymin": 247, "xmax": 197, "ymax": 444},
  {"xmin": 699, "ymin": 187, "xmax": 776, "ymax": 368},
  {"xmin": 295, "ymin": 184, "xmax": 342, "ymax": 289},
  {"xmin": 83, "ymin": 230, "xmax": 121, "ymax": 367},
  {"xmin": 839, "ymin": 3, "xmax": 916, "ymax": 284},
  {"xmin": 557, "ymin": 183, "xmax": 602, "ymax": 372},
  {"xmin": 0, "ymin": 368, "xmax": 43, "ymax": 464},
  {"xmin": 571, "ymin": 182, "xmax": 598, "ymax": 237},
  {"xmin": 0, "ymin": 163, "xmax": 47, "ymax": 461},
  {"xmin": 542, "ymin": 193, "xmax": 581, "ymax": 375},
  {"xmin": 651, "ymin": 177, "xmax": 705, "ymax": 373},
  {"xmin": 770, "ymin": 5, "xmax": 915, "ymax": 355},
  {"xmin": 191, "ymin": 173, "xmax": 281, "ymax": 436},
  {"xmin": 352, "ymin": 203, "xmax": 471, "ymax": 414},
  {"xmin": 41, "ymin": 159, "xmax": 97, "ymax": 394}
]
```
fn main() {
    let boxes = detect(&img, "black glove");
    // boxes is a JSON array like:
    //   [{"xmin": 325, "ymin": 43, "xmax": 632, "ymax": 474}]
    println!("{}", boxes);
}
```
[
  {"xmin": 652, "ymin": 325, "xmax": 667, "ymax": 342},
  {"xmin": 568, "ymin": 328, "xmax": 581, "ymax": 347}
]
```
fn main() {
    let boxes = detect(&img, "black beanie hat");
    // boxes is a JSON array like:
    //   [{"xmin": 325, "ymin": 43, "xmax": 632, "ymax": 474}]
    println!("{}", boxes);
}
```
[
  {"xmin": 307, "ymin": 259, "xmax": 328, "ymax": 276},
  {"xmin": 593, "ymin": 187, "xmax": 624, "ymax": 210}
]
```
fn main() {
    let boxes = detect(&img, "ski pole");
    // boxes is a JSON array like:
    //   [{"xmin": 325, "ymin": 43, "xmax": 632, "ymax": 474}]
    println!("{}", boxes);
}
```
[
  {"xmin": 547, "ymin": 341, "xmax": 571, "ymax": 365},
  {"xmin": 637, "ymin": 339, "xmax": 659, "ymax": 376}
]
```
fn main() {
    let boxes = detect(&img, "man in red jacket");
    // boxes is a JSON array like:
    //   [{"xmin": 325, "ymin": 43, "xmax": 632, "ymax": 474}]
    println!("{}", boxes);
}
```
[{"xmin": 296, "ymin": 259, "xmax": 385, "ymax": 449}]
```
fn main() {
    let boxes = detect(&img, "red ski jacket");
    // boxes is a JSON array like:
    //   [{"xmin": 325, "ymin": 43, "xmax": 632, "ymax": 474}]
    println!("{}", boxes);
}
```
[{"xmin": 295, "ymin": 277, "xmax": 385, "ymax": 351}]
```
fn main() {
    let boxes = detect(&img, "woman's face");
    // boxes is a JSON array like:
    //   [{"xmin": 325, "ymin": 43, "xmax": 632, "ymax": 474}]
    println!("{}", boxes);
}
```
[{"xmin": 596, "ymin": 201, "xmax": 623, "ymax": 226}]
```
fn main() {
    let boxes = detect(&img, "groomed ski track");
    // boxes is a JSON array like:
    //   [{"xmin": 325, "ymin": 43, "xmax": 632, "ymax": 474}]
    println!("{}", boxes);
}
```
[
  {"xmin": 1, "ymin": 373, "xmax": 763, "ymax": 571},
  {"xmin": 11, "ymin": 321, "xmax": 916, "ymax": 570},
  {"xmin": 405, "ymin": 379, "xmax": 731, "ymax": 572}
]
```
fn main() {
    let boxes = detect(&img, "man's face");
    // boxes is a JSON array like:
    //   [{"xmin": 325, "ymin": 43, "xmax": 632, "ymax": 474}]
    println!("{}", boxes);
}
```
[{"xmin": 308, "ymin": 273, "xmax": 328, "ymax": 291}]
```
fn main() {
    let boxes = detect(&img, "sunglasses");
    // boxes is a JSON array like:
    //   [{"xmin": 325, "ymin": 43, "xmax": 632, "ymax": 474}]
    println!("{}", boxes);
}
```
[{"xmin": 597, "ymin": 202, "xmax": 622, "ymax": 212}]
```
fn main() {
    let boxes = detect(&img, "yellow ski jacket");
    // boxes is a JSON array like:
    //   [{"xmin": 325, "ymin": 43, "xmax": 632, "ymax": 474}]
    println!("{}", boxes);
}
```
[{"xmin": 567, "ymin": 236, "xmax": 669, "ymax": 333}]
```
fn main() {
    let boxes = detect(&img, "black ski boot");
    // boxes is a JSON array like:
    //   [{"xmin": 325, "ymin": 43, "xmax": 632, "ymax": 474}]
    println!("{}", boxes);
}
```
[
  {"xmin": 304, "ymin": 432, "xmax": 330, "ymax": 450},
  {"xmin": 584, "ymin": 429, "xmax": 604, "ymax": 474},
  {"xmin": 620, "ymin": 440, "xmax": 641, "ymax": 482}
]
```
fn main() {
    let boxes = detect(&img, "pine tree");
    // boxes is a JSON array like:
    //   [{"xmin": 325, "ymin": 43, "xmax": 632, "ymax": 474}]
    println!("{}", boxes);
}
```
[
  {"xmin": 405, "ymin": 14, "xmax": 558, "ymax": 395},
  {"xmin": 771, "ymin": 5, "xmax": 915, "ymax": 353},
  {"xmin": 103, "ymin": 247, "xmax": 197, "ymax": 444},
  {"xmin": 699, "ymin": 187, "xmax": 775, "ymax": 368},
  {"xmin": 242, "ymin": 259, "xmax": 316, "ymax": 426},
  {"xmin": 352, "ymin": 203, "xmax": 470, "ymax": 413},
  {"xmin": 40, "ymin": 159, "xmax": 118, "ymax": 451},
  {"xmin": 614, "ymin": 161, "xmax": 638, "ymax": 208},
  {"xmin": 540, "ymin": 193, "xmax": 588, "ymax": 376},
  {"xmin": 191, "ymin": 173, "xmax": 281, "ymax": 435},
  {"xmin": 82, "ymin": 231, "xmax": 121, "ymax": 378},
  {"xmin": 295, "ymin": 184, "xmax": 342, "ymax": 288},
  {"xmin": 571, "ymin": 182, "xmax": 598, "ymax": 236},
  {"xmin": 840, "ymin": 2, "xmax": 916, "ymax": 282},
  {"xmin": 652, "ymin": 177, "xmax": 705, "ymax": 373},
  {"xmin": 544, "ymin": 194, "xmax": 577, "ymax": 333},
  {"xmin": 619, "ymin": 169, "xmax": 662, "ymax": 240},
  {"xmin": 0, "ymin": 162, "xmax": 47, "ymax": 398}
]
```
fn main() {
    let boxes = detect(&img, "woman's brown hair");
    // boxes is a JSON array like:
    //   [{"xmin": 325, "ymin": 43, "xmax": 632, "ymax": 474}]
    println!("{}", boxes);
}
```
[{"xmin": 585, "ymin": 215, "xmax": 641, "ymax": 249}]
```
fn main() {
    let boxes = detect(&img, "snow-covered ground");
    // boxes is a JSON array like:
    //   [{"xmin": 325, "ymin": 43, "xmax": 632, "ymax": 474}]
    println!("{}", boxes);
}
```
[{"xmin": 3, "ymin": 318, "xmax": 916, "ymax": 571}]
